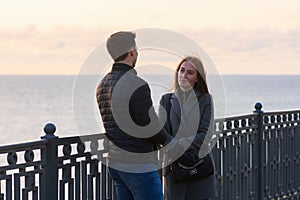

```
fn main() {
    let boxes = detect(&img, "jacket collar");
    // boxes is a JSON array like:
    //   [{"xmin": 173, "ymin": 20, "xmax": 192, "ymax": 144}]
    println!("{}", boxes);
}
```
[
  {"xmin": 171, "ymin": 89, "xmax": 200, "ymax": 120},
  {"xmin": 112, "ymin": 63, "xmax": 137, "ymax": 75}
]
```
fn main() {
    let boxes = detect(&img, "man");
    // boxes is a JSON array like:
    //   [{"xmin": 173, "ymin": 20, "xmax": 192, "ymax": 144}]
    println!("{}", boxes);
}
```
[{"xmin": 96, "ymin": 31, "xmax": 172, "ymax": 200}]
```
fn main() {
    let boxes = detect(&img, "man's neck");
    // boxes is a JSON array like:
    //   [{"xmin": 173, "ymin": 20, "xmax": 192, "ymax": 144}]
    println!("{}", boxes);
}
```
[{"xmin": 116, "ymin": 60, "xmax": 133, "ymax": 68}]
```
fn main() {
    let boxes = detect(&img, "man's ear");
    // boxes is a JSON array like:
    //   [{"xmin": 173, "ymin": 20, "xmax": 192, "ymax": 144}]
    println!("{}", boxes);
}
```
[{"xmin": 129, "ymin": 47, "xmax": 135, "ymax": 56}]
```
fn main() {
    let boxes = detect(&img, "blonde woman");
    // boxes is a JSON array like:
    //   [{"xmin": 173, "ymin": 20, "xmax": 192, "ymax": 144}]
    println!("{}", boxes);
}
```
[{"xmin": 159, "ymin": 56, "xmax": 217, "ymax": 200}]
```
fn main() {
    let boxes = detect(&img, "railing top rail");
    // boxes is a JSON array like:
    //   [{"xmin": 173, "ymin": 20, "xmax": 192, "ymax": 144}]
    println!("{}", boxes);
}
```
[
  {"xmin": 57, "ymin": 133, "xmax": 107, "ymax": 145},
  {"xmin": 0, "ymin": 109, "xmax": 298, "ymax": 151},
  {"xmin": 215, "ymin": 113, "xmax": 258, "ymax": 122},
  {"xmin": 262, "ymin": 109, "xmax": 300, "ymax": 116},
  {"xmin": 0, "ymin": 139, "xmax": 48, "ymax": 153}
]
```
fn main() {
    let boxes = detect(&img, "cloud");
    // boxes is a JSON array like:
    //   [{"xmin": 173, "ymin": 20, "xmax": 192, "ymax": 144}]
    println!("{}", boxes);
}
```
[
  {"xmin": 0, "ymin": 25, "xmax": 107, "ymax": 52},
  {"xmin": 0, "ymin": 25, "xmax": 110, "ymax": 74},
  {"xmin": 183, "ymin": 28, "xmax": 300, "ymax": 74},
  {"xmin": 0, "ymin": 26, "xmax": 300, "ymax": 74}
]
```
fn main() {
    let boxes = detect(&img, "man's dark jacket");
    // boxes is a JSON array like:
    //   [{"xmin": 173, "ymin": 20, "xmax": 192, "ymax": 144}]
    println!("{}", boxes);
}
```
[{"xmin": 96, "ymin": 63, "xmax": 168, "ymax": 159}]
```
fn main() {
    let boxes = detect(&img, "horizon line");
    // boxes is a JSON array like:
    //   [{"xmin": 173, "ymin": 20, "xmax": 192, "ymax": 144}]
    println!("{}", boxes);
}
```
[{"xmin": 0, "ymin": 73, "xmax": 299, "ymax": 76}]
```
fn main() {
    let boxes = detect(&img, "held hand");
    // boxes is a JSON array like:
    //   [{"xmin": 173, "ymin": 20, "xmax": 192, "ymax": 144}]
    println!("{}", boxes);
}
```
[
  {"xmin": 164, "ymin": 138, "xmax": 185, "ymax": 163},
  {"xmin": 177, "ymin": 149, "xmax": 200, "ymax": 167},
  {"xmin": 162, "ymin": 134, "xmax": 173, "ymax": 146}
]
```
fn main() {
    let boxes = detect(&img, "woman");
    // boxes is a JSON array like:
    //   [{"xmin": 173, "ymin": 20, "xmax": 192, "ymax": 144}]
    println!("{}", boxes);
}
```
[{"xmin": 159, "ymin": 56, "xmax": 217, "ymax": 200}]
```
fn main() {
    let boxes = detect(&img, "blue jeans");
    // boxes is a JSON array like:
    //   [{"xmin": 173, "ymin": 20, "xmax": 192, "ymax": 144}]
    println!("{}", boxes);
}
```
[{"xmin": 108, "ymin": 166, "xmax": 163, "ymax": 200}]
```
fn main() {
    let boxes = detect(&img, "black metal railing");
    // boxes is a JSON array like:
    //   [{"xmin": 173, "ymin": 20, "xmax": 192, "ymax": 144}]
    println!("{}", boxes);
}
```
[
  {"xmin": 212, "ymin": 103, "xmax": 300, "ymax": 199},
  {"xmin": 0, "ymin": 124, "xmax": 113, "ymax": 200},
  {"xmin": 0, "ymin": 103, "xmax": 299, "ymax": 200}
]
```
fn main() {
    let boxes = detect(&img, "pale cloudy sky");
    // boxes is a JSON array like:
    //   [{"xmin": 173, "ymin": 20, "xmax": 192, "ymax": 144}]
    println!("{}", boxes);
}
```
[{"xmin": 1, "ymin": 0, "xmax": 300, "ymax": 74}]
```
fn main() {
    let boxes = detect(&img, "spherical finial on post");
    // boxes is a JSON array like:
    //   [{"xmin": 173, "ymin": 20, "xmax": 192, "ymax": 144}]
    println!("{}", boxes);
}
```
[
  {"xmin": 254, "ymin": 102, "xmax": 263, "ymax": 113},
  {"xmin": 44, "ymin": 123, "xmax": 56, "ymax": 134},
  {"xmin": 41, "ymin": 123, "xmax": 57, "ymax": 139}
]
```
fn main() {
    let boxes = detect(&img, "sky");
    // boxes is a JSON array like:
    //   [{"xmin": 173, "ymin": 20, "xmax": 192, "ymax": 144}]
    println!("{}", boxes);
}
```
[{"xmin": 1, "ymin": 0, "xmax": 300, "ymax": 75}]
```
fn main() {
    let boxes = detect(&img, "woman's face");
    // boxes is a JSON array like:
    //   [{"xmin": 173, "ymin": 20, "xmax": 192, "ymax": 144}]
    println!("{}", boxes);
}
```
[{"xmin": 178, "ymin": 61, "xmax": 199, "ymax": 91}]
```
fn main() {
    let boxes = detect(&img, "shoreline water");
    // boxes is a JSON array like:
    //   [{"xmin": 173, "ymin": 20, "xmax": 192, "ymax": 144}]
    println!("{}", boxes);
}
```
[{"xmin": 0, "ymin": 75, "xmax": 299, "ymax": 145}]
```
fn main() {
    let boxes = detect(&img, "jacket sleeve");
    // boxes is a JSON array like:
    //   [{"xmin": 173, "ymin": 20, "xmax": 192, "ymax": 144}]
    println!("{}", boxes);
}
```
[
  {"xmin": 189, "ymin": 94, "xmax": 215, "ymax": 156},
  {"xmin": 158, "ymin": 93, "xmax": 172, "ymax": 135},
  {"xmin": 129, "ymin": 84, "xmax": 169, "ymax": 145}
]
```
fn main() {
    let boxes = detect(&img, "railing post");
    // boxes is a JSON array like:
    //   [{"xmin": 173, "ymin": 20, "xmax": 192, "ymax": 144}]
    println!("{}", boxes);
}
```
[
  {"xmin": 40, "ymin": 123, "xmax": 58, "ymax": 200},
  {"xmin": 254, "ymin": 102, "xmax": 264, "ymax": 199}
]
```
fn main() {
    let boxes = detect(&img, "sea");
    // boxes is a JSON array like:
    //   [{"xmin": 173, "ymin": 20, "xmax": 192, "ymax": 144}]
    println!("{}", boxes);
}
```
[{"xmin": 0, "ymin": 75, "xmax": 299, "ymax": 146}]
